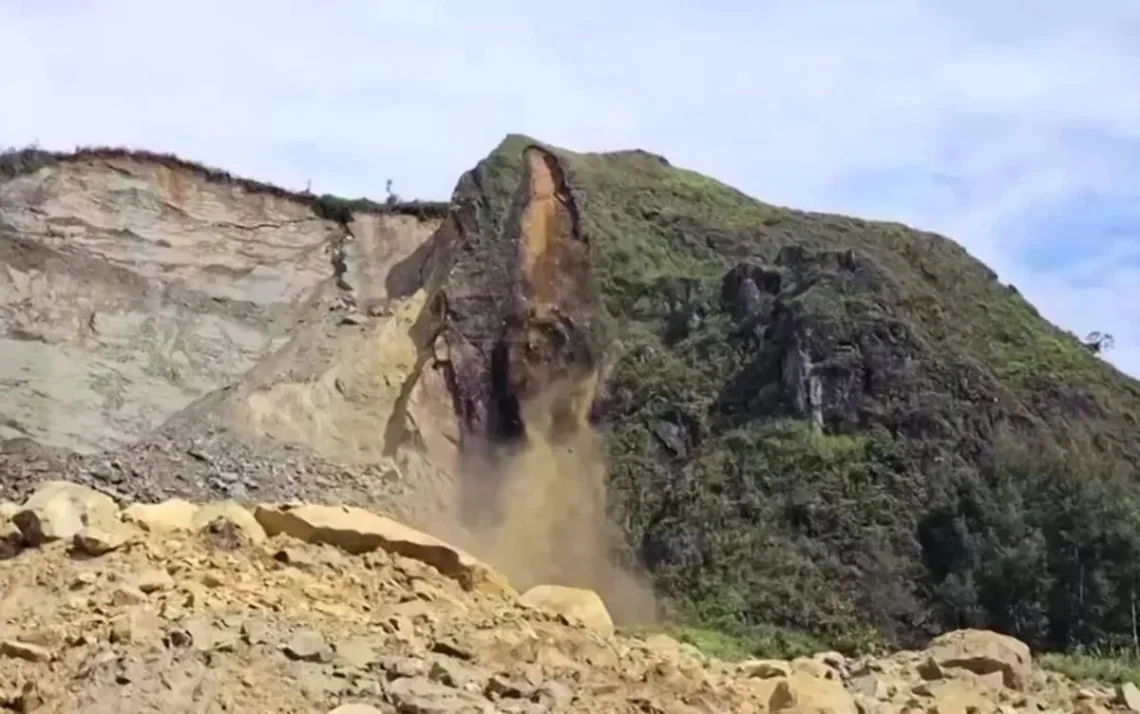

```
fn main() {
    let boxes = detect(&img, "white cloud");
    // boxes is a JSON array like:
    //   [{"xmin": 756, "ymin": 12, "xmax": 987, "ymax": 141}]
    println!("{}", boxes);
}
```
[{"xmin": 2, "ymin": 0, "xmax": 1138, "ymax": 375}]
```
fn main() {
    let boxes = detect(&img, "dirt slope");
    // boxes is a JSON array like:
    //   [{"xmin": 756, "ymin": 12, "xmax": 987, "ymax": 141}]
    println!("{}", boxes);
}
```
[
  {"xmin": 0, "ymin": 149, "xmax": 457, "ymax": 530},
  {"xmin": 0, "ymin": 479, "xmax": 1126, "ymax": 714}
]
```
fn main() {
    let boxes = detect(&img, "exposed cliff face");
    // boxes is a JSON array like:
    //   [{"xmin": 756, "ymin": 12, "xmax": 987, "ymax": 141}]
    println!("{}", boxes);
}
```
[
  {"xmin": 423, "ymin": 145, "xmax": 598, "ymax": 447},
  {"xmin": 0, "ymin": 153, "xmax": 340, "ymax": 452},
  {"xmin": 0, "ymin": 149, "xmax": 455, "ymax": 531}
]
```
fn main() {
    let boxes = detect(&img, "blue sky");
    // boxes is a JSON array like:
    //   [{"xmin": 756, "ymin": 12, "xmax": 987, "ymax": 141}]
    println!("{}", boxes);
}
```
[{"xmin": 2, "ymin": 0, "xmax": 1139, "ymax": 375}]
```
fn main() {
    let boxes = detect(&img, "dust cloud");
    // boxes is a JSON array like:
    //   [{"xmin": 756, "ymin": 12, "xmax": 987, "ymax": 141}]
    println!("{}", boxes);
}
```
[{"xmin": 454, "ymin": 375, "xmax": 659, "ymax": 627}]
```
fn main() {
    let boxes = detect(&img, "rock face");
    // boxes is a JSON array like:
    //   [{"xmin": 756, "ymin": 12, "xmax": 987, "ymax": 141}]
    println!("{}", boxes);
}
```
[
  {"xmin": 0, "ymin": 478, "xmax": 1114, "ymax": 714},
  {"xmin": 428, "ymin": 144, "xmax": 600, "ymax": 445}
]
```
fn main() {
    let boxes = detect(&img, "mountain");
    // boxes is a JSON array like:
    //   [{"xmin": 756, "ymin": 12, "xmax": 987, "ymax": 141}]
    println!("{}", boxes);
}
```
[
  {"xmin": 2, "ymin": 137, "xmax": 1140, "ymax": 657},
  {"xmin": 421, "ymin": 135, "xmax": 1140, "ymax": 653}
]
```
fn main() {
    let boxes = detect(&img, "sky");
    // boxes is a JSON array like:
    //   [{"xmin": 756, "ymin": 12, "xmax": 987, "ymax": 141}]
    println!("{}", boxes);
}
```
[{"xmin": 2, "ymin": 0, "xmax": 1139, "ymax": 375}]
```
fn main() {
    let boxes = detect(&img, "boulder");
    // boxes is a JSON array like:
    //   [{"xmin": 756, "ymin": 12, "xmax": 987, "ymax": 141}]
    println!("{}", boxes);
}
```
[
  {"xmin": 763, "ymin": 671, "xmax": 858, "ymax": 714},
  {"xmin": 927, "ymin": 629, "xmax": 1032, "ymax": 691},
  {"xmin": 518, "ymin": 584, "xmax": 614, "ymax": 636},
  {"xmin": 12, "ymin": 481, "xmax": 120, "ymax": 546},
  {"xmin": 0, "ymin": 519, "xmax": 22, "ymax": 559},
  {"xmin": 253, "ymin": 503, "xmax": 511, "ymax": 594},
  {"xmin": 121, "ymin": 498, "xmax": 199, "ymax": 533},
  {"xmin": 73, "ymin": 522, "xmax": 137, "ymax": 555},
  {"xmin": 192, "ymin": 501, "xmax": 266, "ymax": 544}
]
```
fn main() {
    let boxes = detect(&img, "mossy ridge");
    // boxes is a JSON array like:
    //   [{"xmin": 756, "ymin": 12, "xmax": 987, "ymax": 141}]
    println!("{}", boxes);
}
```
[{"xmin": 472, "ymin": 134, "xmax": 1140, "ymax": 654}]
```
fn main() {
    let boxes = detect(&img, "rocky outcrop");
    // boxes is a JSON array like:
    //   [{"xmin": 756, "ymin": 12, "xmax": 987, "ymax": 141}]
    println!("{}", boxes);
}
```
[
  {"xmin": 0, "ymin": 478, "xmax": 1123, "ymax": 713},
  {"xmin": 428, "ymin": 143, "xmax": 600, "ymax": 446}
]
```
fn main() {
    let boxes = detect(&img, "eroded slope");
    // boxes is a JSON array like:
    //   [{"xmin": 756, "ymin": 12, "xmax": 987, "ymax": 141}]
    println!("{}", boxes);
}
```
[{"xmin": 0, "ymin": 149, "xmax": 454, "ymax": 527}]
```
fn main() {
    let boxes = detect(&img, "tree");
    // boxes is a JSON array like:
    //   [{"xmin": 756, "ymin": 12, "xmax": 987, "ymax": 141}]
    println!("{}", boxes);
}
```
[{"xmin": 1083, "ymin": 331, "xmax": 1115, "ymax": 355}]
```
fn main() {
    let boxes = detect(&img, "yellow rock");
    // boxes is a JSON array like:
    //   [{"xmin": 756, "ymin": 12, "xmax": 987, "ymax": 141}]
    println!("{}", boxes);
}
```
[
  {"xmin": 253, "ymin": 503, "xmax": 511, "ymax": 594},
  {"xmin": 12, "ymin": 480, "xmax": 120, "ymax": 546},
  {"xmin": 192, "ymin": 501, "xmax": 266, "ymax": 544},
  {"xmin": 122, "ymin": 499, "xmax": 199, "ymax": 533},
  {"xmin": 920, "ymin": 679, "xmax": 993, "ymax": 714},
  {"xmin": 0, "ymin": 519, "xmax": 22, "ymax": 558},
  {"xmin": 73, "ymin": 521, "xmax": 138, "ymax": 555},
  {"xmin": 765, "ymin": 671, "xmax": 858, "ymax": 713},
  {"xmin": 0, "ymin": 501, "xmax": 18, "ymax": 521},
  {"xmin": 518, "ymin": 584, "xmax": 614, "ymax": 637},
  {"xmin": 927, "ymin": 628, "xmax": 1031, "ymax": 691}
]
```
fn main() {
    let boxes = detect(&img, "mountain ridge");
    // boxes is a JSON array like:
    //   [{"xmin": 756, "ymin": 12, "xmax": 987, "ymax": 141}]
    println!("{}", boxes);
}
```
[{"xmin": 2, "ymin": 136, "xmax": 1140, "ymax": 660}]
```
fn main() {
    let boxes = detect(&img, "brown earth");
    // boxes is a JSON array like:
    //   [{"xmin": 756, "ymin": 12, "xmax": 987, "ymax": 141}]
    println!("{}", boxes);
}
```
[{"xmin": 0, "ymin": 479, "xmax": 1128, "ymax": 714}]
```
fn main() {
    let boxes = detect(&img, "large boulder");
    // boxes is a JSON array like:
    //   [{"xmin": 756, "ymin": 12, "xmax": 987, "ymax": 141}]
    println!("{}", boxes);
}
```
[
  {"xmin": 926, "ymin": 628, "xmax": 1032, "ymax": 691},
  {"xmin": 11, "ymin": 481, "xmax": 120, "ymax": 546},
  {"xmin": 757, "ymin": 671, "xmax": 858, "ymax": 714},
  {"xmin": 253, "ymin": 503, "xmax": 512, "ymax": 595},
  {"xmin": 518, "ymin": 584, "xmax": 614, "ymax": 636},
  {"xmin": 121, "ymin": 498, "xmax": 199, "ymax": 533},
  {"xmin": 191, "ymin": 501, "xmax": 266, "ymax": 545}
]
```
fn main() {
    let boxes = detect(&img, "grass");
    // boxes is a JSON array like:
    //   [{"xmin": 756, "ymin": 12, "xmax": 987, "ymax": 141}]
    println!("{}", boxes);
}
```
[
  {"xmin": 620, "ymin": 622, "xmax": 831, "ymax": 662},
  {"xmin": 0, "ymin": 144, "xmax": 451, "ymax": 224},
  {"xmin": 1040, "ymin": 650, "xmax": 1140, "ymax": 687}
]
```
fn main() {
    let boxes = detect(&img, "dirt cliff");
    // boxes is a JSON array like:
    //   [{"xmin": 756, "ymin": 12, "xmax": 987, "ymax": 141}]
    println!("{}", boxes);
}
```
[{"xmin": 0, "ymin": 148, "xmax": 459, "ymax": 532}]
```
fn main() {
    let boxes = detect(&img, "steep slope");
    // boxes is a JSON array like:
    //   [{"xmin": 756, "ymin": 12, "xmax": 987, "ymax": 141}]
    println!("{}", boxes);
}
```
[
  {"xmin": 0, "ymin": 148, "xmax": 456, "ymax": 525},
  {"xmin": 415, "ymin": 136, "xmax": 1140, "ymax": 652}
]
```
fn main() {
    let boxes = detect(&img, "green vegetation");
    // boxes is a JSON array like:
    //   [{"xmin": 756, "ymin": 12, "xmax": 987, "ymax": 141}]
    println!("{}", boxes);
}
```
[
  {"xmin": 621, "ymin": 622, "xmax": 831, "ymax": 661},
  {"xmin": 1041, "ymin": 649, "xmax": 1140, "ymax": 688},
  {"xmin": 471, "ymin": 135, "xmax": 1140, "ymax": 655},
  {"xmin": 0, "ymin": 145, "xmax": 450, "ymax": 224}
]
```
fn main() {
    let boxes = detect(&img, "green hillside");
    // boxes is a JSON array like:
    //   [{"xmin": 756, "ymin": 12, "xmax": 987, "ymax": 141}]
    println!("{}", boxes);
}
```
[{"xmin": 465, "ymin": 135, "xmax": 1140, "ymax": 654}]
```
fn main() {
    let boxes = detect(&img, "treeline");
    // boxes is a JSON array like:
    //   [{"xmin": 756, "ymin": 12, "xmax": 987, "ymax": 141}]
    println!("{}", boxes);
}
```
[{"xmin": 919, "ymin": 431, "xmax": 1140, "ymax": 653}]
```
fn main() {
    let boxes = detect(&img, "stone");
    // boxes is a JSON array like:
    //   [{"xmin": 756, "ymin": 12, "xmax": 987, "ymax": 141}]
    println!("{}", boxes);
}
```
[
  {"xmin": 517, "ymin": 585, "xmax": 614, "ymax": 636},
  {"xmin": 284, "ymin": 629, "xmax": 332, "ymax": 662},
  {"xmin": 109, "ymin": 609, "xmax": 159, "ymax": 644},
  {"xmin": 0, "ymin": 519, "xmax": 23, "ymax": 558},
  {"xmin": 135, "ymin": 568, "xmax": 175, "ymax": 593},
  {"xmin": 191, "ymin": 501, "xmax": 266, "ymax": 544},
  {"xmin": 121, "ymin": 499, "xmax": 199, "ymax": 533},
  {"xmin": 73, "ymin": 522, "xmax": 137, "ymax": 555},
  {"xmin": 1119, "ymin": 682, "xmax": 1140, "ymax": 712},
  {"xmin": 927, "ymin": 629, "xmax": 1032, "ymax": 691},
  {"xmin": 254, "ymin": 502, "xmax": 511, "ymax": 594},
  {"xmin": 920, "ymin": 679, "xmax": 993, "ymax": 714},
  {"xmin": 767, "ymin": 671, "xmax": 859, "ymax": 713},
  {"xmin": 0, "ymin": 639, "xmax": 53, "ymax": 663},
  {"xmin": 12, "ymin": 480, "xmax": 120, "ymax": 546},
  {"xmin": 327, "ymin": 706, "xmax": 388, "ymax": 714},
  {"xmin": 741, "ymin": 659, "xmax": 792, "ymax": 679},
  {"xmin": 111, "ymin": 584, "xmax": 148, "ymax": 606}
]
